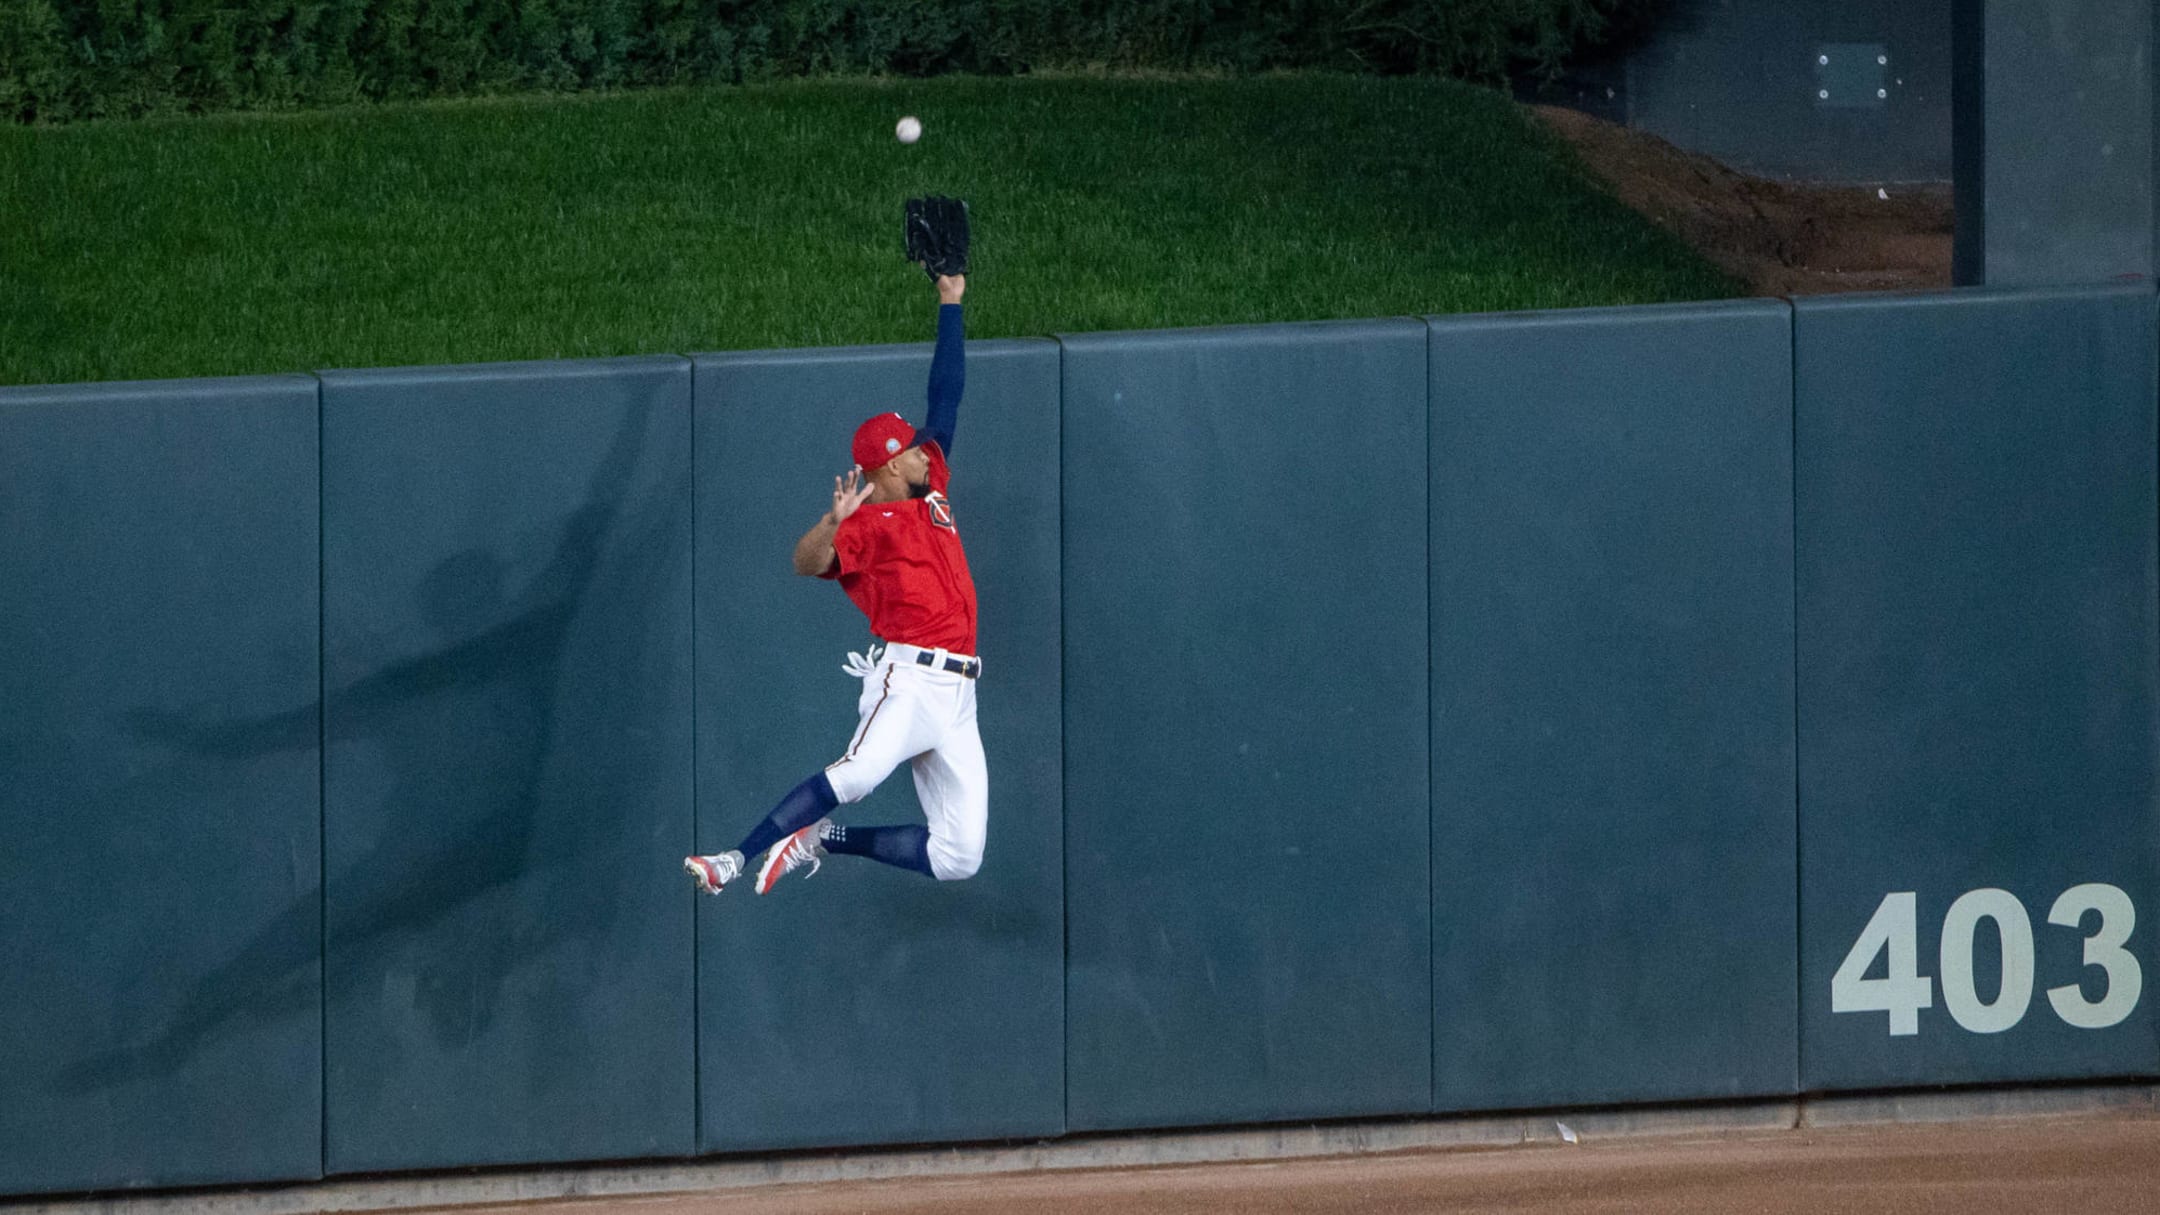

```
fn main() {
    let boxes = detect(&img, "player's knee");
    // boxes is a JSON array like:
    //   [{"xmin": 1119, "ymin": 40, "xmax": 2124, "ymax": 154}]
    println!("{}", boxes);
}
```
[
  {"xmin": 821, "ymin": 760, "xmax": 876, "ymax": 806},
  {"xmin": 927, "ymin": 833, "xmax": 983, "ymax": 881},
  {"xmin": 931, "ymin": 853, "xmax": 981, "ymax": 881}
]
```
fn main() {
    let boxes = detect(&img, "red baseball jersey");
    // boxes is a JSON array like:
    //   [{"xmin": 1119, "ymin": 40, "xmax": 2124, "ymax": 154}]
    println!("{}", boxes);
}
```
[{"xmin": 822, "ymin": 442, "xmax": 979, "ymax": 653}]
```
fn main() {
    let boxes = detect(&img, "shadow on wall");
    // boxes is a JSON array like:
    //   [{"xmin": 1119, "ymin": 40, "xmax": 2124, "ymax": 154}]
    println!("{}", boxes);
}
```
[{"xmin": 61, "ymin": 402, "xmax": 686, "ymax": 1089}]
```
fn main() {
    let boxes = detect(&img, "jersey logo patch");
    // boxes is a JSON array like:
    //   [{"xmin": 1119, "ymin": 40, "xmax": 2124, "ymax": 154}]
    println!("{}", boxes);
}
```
[{"xmin": 927, "ymin": 492, "xmax": 956, "ymax": 532}]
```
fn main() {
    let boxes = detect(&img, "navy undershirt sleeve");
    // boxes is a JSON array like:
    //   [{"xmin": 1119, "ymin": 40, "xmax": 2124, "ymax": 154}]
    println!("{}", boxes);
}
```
[{"xmin": 920, "ymin": 303, "xmax": 964, "ymax": 458}]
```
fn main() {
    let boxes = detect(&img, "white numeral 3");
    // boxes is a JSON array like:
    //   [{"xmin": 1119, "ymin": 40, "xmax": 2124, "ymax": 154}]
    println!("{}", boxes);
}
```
[{"xmin": 2046, "ymin": 884, "xmax": 2142, "ymax": 1030}]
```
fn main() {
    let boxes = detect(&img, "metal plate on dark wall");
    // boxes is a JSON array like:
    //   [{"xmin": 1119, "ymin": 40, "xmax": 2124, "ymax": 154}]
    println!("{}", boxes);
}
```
[
  {"xmin": 693, "ymin": 340, "xmax": 1064, "ymax": 1152},
  {"xmin": 319, "ymin": 358, "xmax": 695, "ymax": 1172},
  {"xmin": 1622, "ymin": 1, "xmax": 1951, "ymax": 181},
  {"xmin": 1795, "ymin": 286, "xmax": 2160, "ymax": 1090},
  {"xmin": 1428, "ymin": 301, "xmax": 1800, "ymax": 1111},
  {"xmin": 0, "ymin": 377, "xmax": 323, "ymax": 1194},
  {"xmin": 1061, "ymin": 320, "xmax": 1432, "ymax": 1132}
]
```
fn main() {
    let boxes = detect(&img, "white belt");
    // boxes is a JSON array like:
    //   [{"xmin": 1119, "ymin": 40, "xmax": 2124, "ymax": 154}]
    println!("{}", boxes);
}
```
[{"xmin": 841, "ymin": 642, "xmax": 982, "ymax": 679}]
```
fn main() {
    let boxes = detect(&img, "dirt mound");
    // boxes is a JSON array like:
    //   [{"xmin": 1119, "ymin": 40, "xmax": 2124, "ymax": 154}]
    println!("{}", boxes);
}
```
[{"xmin": 1530, "ymin": 104, "xmax": 1953, "ymax": 296}]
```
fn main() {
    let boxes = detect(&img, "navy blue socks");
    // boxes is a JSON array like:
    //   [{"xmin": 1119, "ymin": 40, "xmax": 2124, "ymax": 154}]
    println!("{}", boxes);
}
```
[
  {"xmin": 820, "ymin": 822, "xmax": 934, "ymax": 877},
  {"xmin": 733, "ymin": 772, "xmax": 838, "ymax": 860},
  {"xmin": 732, "ymin": 772, "xmax": 934, "ymax": 878}
]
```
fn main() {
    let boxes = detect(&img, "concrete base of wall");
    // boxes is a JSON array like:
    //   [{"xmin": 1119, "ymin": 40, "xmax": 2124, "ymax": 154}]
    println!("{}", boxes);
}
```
[{"xmin": 10, "ymin": 1083, "xmax": 2157, "ymax": 1215}]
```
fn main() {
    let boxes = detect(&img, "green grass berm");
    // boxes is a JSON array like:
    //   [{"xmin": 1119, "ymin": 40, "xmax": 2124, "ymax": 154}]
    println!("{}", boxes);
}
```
[{"xmin": 0, "ymin": 73, "xmax": 1740, "ymax": 387}]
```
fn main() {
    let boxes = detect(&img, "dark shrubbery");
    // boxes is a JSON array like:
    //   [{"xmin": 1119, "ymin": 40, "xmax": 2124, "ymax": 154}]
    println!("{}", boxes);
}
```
[{"xmin": 1, "ymin": 1, "xmax": 1673, "ymax": 123}]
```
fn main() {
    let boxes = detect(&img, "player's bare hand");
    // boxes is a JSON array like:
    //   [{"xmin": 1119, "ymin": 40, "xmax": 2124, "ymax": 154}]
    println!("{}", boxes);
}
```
[
  {"xmin": 832, "ymin": 468, "xmax": 873, "ymax": 522},
  {"xmin": 935, "ymin": 273, "xmax": 966, "ymax": 305}
]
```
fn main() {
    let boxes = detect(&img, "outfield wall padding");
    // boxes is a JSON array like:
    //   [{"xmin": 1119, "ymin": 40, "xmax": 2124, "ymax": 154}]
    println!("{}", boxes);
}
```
[
  {"xmin": 691, "ymin": 340, "xmax": 1065, "ymax": 1153},
  {"xmin": 0, "ymin": 376, "xmax": 324, "ymax": 1196},
  {"xmin": 317, "ymin": 358, "xmax": 696, "ymax": 1173},
  {"xmin": 1427, "ymin": 301, "xmax": 1801, "ymax": 1111},
  {"xmin": 7, "ymin": 285, "xmax": 2160, "ymax": 1199},
  {"xmin": 1795, "ymin": 285, "xmax": 2160, "ymax": 1091},
  {"xmin": 1060, "ymin": 320, "xmax": 1434, "ymax": 1132}
]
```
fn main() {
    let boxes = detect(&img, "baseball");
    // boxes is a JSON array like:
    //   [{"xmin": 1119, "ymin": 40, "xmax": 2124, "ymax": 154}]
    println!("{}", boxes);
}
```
[{"xmin": 895, "ymin": 116, "xmax": 923, "ymax": 144}]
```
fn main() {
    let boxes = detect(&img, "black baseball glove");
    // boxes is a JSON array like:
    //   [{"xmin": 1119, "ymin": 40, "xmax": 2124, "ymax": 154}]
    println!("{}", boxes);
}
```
[{"xmin": 904, "ymin": 195, "xmax": 970, "ymax": 278}]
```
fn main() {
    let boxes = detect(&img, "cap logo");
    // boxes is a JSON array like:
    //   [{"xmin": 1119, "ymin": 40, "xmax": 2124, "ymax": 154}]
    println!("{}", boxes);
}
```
[{"xmin": 885, "ymin": 438, "xmax": 901, "ymax": 454}]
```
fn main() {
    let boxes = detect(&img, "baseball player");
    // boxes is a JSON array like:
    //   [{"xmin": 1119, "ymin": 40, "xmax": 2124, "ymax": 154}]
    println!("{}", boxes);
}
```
[{"xmin": 684, "ymin": 269, "xmax": 987, "ymax": 897}]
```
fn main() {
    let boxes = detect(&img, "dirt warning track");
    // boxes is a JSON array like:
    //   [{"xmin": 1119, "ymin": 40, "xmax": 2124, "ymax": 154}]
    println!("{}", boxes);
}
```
[{"xmin": 414, "ymin": 1113, "xmax": 2160, "ymax": 1215}]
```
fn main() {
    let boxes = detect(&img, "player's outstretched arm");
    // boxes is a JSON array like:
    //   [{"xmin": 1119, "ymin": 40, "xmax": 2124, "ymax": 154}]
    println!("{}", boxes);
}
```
[
  {"xmin": 794, "ymin": 469, "xmax": 873, "ymax": 576},
  {"xmin": 919, "ymin": 273, "xmax": 966, "ymax": 457}
]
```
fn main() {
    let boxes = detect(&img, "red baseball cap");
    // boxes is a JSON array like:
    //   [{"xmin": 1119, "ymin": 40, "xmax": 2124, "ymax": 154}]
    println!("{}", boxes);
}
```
[{"xmin": 852, "ymin": 412, "xmax": 918, "ymax": 471}]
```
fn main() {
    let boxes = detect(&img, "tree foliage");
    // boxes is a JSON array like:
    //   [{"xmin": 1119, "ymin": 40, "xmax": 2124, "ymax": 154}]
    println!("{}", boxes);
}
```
[{"xmin": 3, "ymin": 0, "xmax": 1673, "ymax": 123}]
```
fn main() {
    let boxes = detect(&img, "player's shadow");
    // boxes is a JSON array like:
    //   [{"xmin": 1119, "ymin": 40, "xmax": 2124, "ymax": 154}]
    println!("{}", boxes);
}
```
[{"xmin": 61, "ymin": 400, "xmax": 686, "ymax": 1090}]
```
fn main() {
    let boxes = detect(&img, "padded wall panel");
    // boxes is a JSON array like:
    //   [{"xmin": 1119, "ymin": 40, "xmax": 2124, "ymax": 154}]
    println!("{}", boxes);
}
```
[
  {"xmin": 1428, "ymin": 301, "xmax": 1800, "ymax": 1110},
  {"xmin": 693, "ymin": 338, "xmax": 1064, "ymax": 1152},
  {"xmin": 1062, "ymin": 320, "xmax": 1432, "ymax": 1131},
  {"xmin": 319, "ymin": 358, "xmax": 694, "ymax": 1171},
  {"xmin": 1796, "ymin": 285, "xmax": 2160, "ymax": 1090},
  {"xmin": 0, "ymin": 376, "xmax": 322, "ymax": 1193}
]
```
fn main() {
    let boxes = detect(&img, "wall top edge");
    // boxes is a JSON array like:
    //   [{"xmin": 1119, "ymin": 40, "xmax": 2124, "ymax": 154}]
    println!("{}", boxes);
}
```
[
  {"xmin": 1053, "ymin": 315, "xmax": 1427, "ymax": 351},
  {"xmin": 1427, "ymin": 297, "xmax": 1794, "ymax": 334},
  {"xmin": 692, "ymin": 336, "xmax": 1059, "ymax": 370},
  {"xmin": 12, "ymin": 282, "xmax": 2157, "ymax": 396},
  {"xmin": 1788, "ymin": 279, "xmax": 2157, "ymax": 314},
  {"xmin": 315, "ymin": 353, "xmax": 691, "ymax": 386},
  {"xmin": 0, "ymin": 371, "xmax": 320, "ymax": 405}
]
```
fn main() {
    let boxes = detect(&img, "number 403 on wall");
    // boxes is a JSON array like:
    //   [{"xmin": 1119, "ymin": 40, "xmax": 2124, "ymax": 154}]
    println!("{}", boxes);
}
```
[{"xmin": 1832, "ymin": 885, "xmax": 2142, "ymax": 1036}]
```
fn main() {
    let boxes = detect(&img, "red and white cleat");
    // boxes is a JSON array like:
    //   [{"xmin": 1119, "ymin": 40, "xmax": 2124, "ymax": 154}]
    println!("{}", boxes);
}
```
[
  {"xmin": 755, "ymin": 819, "xmax": 830, "ymax": 894},
  {"xmin": 684, "ymin": 850, "xmax": 744, "ymax": 895}
]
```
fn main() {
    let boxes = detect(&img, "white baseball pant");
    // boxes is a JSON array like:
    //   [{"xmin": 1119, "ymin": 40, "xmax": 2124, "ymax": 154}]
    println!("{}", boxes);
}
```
[{"xmin": 824, "ymin": 643, "xmax": 988, "ymax": 880}]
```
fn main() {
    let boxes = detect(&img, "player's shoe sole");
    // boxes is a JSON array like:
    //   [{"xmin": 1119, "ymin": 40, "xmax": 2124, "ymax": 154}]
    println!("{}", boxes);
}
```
[
  {"xmin": 684, "ymin": 853, "xmax": 741, "ymax": 895},
  {"xmin": 755, "ymin": 822, "xmax": 828, "ymax": 894}
]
